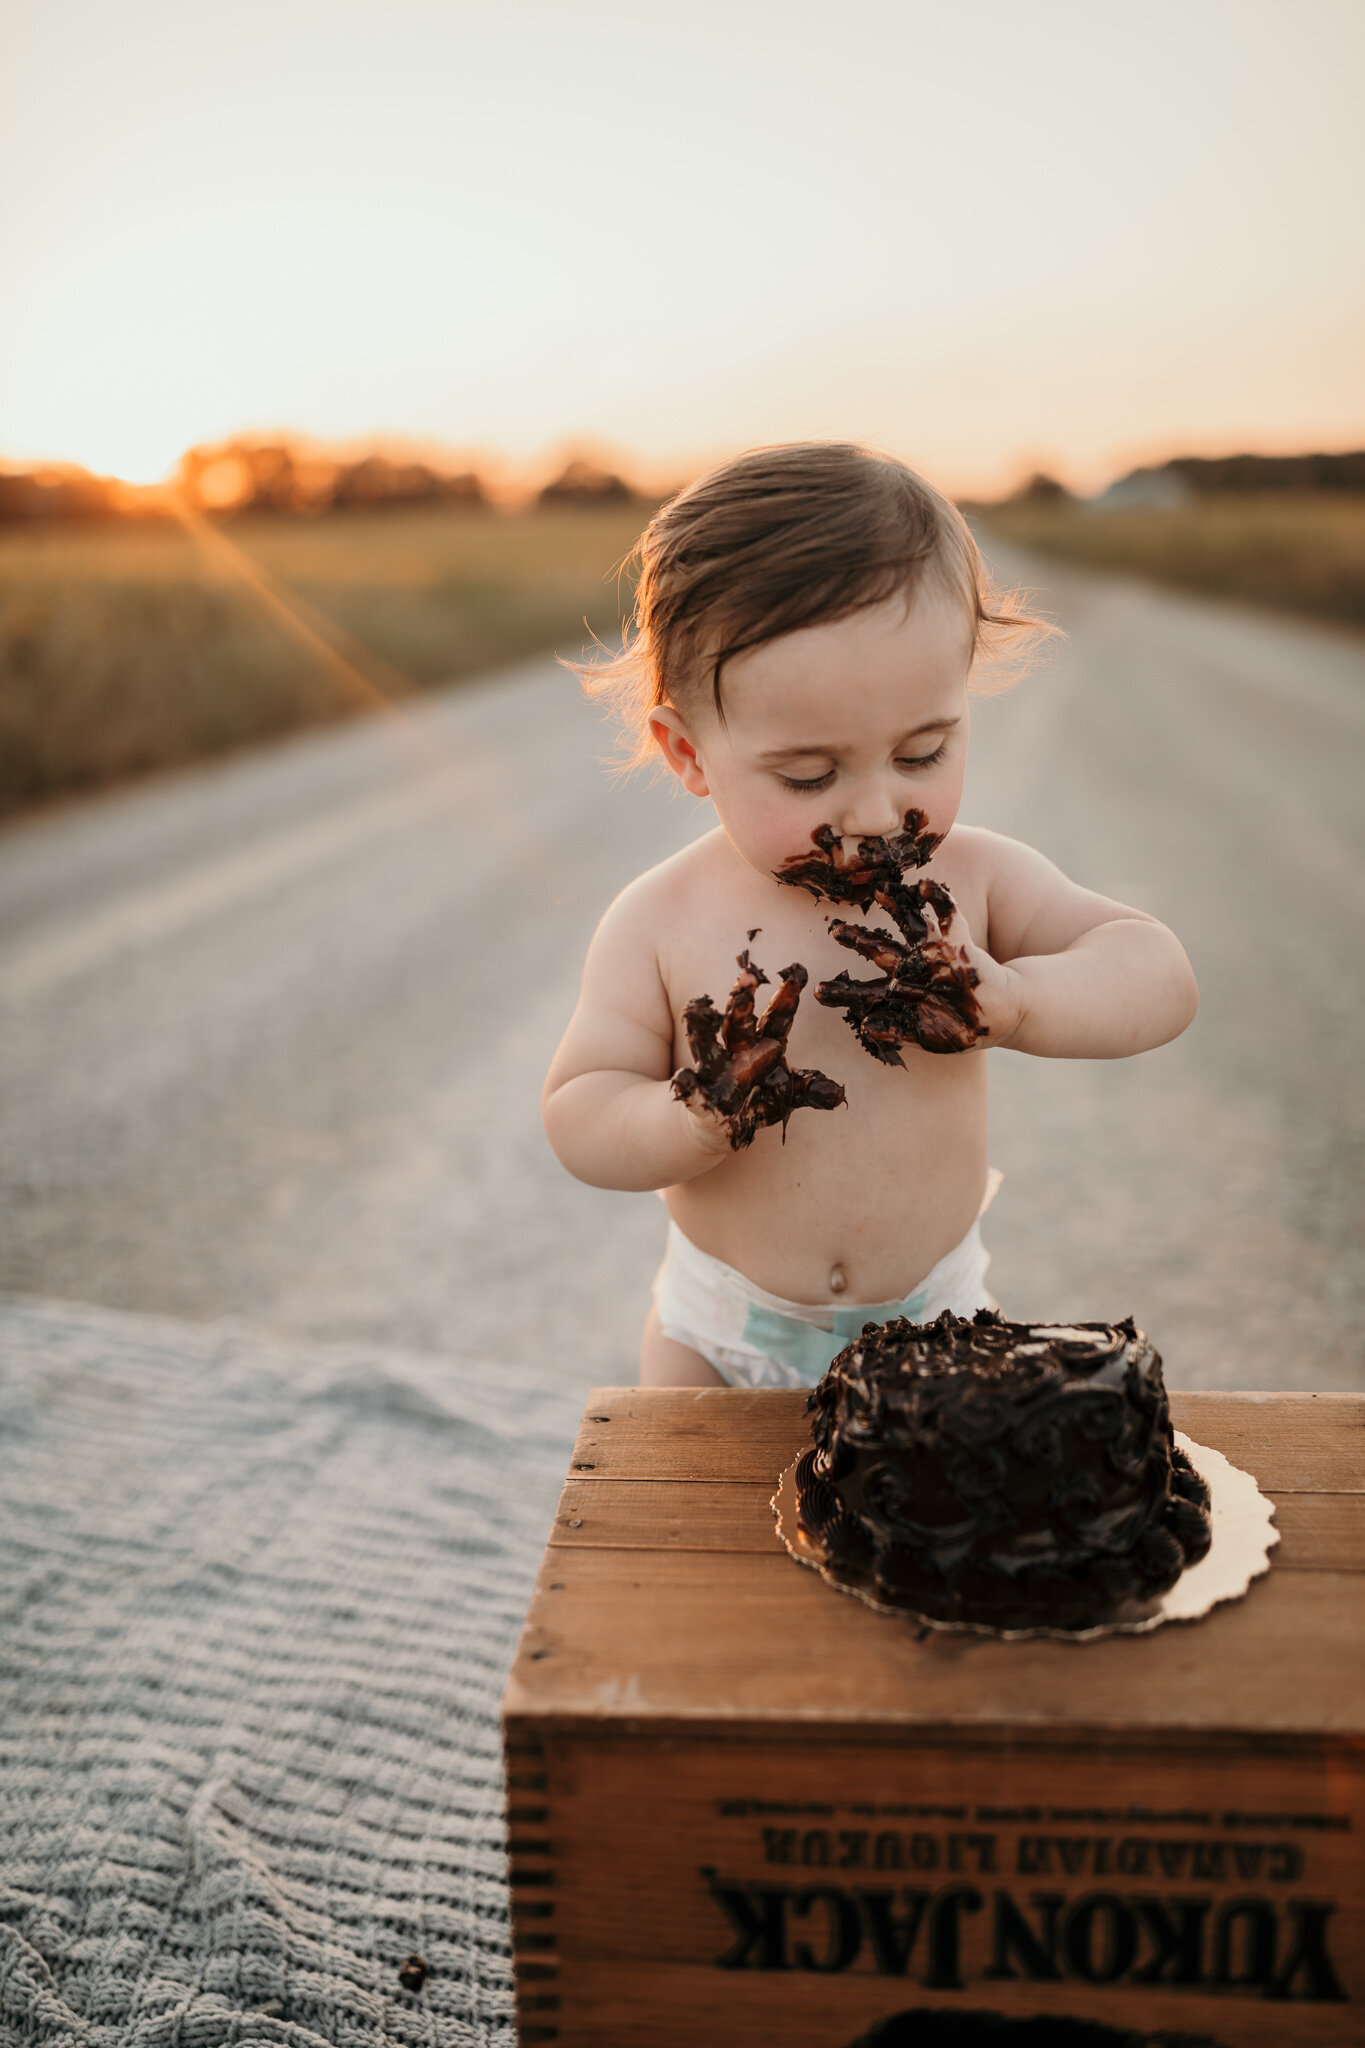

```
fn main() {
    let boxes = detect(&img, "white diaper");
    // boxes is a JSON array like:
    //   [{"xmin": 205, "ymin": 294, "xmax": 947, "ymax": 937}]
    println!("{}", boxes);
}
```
[{"xmin": 654, "ymin": 1171, "xmax": 1001, "ymax": 1389}]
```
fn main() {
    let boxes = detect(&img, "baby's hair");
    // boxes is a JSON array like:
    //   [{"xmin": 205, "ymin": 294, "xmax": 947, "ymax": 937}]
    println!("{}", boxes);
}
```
[{"xmin": 574, "ymin": 441, "xmax": 1055, "ymax": 769}]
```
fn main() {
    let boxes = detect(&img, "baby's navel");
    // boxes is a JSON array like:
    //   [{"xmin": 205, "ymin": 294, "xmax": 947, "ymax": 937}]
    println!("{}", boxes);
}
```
[{"xmin": 828, "ymin": 1263, "xmax": 848, "ymax": 1295}]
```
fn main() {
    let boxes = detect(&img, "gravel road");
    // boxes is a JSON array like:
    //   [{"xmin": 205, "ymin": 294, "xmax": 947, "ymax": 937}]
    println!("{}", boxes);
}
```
[{"xmin": 1, "ymin": 548, "xmax": 1361, "ymax": 1392}]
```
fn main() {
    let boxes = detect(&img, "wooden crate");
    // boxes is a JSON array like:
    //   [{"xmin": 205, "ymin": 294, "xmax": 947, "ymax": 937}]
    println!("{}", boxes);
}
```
[{"xmin": 503, "ymin": 1389, "xmax": 1365, "ymax": 2046}]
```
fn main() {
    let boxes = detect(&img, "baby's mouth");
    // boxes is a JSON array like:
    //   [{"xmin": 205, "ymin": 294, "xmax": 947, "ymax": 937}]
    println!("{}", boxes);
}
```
[{"xmin": 774, "ymin": 809, "xmax": 943, "ymax": 907}]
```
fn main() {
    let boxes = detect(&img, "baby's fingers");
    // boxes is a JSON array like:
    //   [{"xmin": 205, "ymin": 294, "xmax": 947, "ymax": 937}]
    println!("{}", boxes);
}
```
[{"xmin": 919, "ymin": 879, "xmax": 967, "ymax": 942}]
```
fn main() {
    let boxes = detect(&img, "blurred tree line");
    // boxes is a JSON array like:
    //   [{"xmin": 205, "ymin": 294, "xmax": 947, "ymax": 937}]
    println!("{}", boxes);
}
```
[{"xmin": 0, "ymin": 441, "xmax": 646, "ymax": 523}]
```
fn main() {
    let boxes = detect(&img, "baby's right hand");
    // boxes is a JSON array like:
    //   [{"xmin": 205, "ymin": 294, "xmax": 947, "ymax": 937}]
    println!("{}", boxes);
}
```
[{"xmin": 670, "ymin": 940, "xmax": 846, "ymax": 1151}]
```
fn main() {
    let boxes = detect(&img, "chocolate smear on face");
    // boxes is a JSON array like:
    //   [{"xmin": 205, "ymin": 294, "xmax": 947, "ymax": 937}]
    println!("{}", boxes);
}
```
[
  {"xmin": 776, "ymin": 809, "xmax": 987, "ymax": 1061},
  {"xmin": 776, "ymin": 809, "xmax": 944, "ymax": 910},
  {"xmin": 672, "ymin": 936, "xmax": 846, "ymax": 1150}
]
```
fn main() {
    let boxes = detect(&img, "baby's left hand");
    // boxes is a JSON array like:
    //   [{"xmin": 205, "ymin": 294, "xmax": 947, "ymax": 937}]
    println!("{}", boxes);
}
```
[
  {"xmin": 939, "ymin": 908, "xmax": 1028, "ymax": 1051},
  {"xmin": 816, "ymin": 885, "xmax": 997, "ymax": 1060}
]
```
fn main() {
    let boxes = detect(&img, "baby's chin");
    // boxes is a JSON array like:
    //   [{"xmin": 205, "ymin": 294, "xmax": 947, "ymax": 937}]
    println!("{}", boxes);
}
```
[
  {"xmin": 729, "ymin": 839, "xmax": 802, "ymax": 887},
  {"xmin": 703, "ymin": 810, "xmax": 803, "ymax": 882},
  {"xmin": 706, "ymin": 826, "xmax": 808, "ymax": 892}
]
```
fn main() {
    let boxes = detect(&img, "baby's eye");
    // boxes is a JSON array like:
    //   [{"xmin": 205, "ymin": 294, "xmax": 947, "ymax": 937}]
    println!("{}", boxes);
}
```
[
  {"xmin": 896, "ymin": 743, "xmax": 948, "ymax": 771},
  {"xmin": 778, "ymin": 768, "xmax": 836, "ymax": 792}
]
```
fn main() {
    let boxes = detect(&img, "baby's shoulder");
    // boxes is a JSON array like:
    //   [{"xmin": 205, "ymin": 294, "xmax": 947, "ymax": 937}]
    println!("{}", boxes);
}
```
[
  {"xmin": 939, "ymin": 826, "xmax": 1068, "ymax": 951},
  {"xmin": 941, "ymin": 822, "xmax": 1041, "ymax": 875},
  {"xmin": 940, "ymin": 823, "xmax": 1059, "ymax": 898},
  {"xmin": 591, "ymin": 828, "xmax": 729, "ymax": 947}
]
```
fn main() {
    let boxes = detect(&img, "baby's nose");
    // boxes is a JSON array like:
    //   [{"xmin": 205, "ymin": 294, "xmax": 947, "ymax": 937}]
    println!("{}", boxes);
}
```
[{"xmin": 836, "ymin": 785, "xmax": 904, "ymax": 841}]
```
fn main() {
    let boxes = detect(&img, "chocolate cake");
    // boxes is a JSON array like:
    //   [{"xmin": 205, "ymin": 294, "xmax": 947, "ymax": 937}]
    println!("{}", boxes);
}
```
[{"xmin": 795, "ymin": 1309, "xmax": 1212, "ymax": 1631}]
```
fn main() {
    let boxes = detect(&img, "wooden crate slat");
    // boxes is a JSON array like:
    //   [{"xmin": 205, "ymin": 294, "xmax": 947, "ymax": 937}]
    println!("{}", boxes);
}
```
[
  {"xmin": 506, "ymin": 1547, "xmax": 1364, "ymax": 1734},
  {"xmin": 1171, "ymin": 1391, "xmax": 1364, "ymax": 1491},
  {"xmin": 551, "ymin": 1478, "xmax": 770, "ymax": 1553},
  {"xmin": 573, "ymin": 1387, "xmax": 1364, "ymax": 1491},
  {"xmin": 548, "ymin": 1478, "xmax": 1365, "ymax": 1572},
  {"xmin": 1271, "ymin": 1491, "xmax": 1365, "ymax": 1568},
  {"xmin": 569, "ymin": 1388, "xmax": 806, "ymax": 1480}
]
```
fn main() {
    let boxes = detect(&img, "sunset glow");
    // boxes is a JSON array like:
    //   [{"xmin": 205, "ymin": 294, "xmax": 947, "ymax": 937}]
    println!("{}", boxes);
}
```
[{"xmin": 3, "ymin": 0, "xmax": 1362, "ymax": 495}]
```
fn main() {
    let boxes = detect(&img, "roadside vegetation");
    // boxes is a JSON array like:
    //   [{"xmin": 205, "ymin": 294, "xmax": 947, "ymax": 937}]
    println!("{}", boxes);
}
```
[
  {"xmin": 3, "ymin": 445, "xmax": 1362, "ymax": 824},
  {"xmin": 974, "ymin": 493, "xmax": 1365, "ymax": 628},
  {"xmin": 0, "ymin": 501, "xmax": 649, "ymax": 818}
]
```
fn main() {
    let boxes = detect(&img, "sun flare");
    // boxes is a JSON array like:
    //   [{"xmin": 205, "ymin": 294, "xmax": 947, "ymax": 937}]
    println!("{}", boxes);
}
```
[
  {"xmin": 75, "ymin": 429, "xmax": 182, "ymax": 488},
  {"xmin": 1, "ymin": 390, "xmax": 195, "ymax": 489}
]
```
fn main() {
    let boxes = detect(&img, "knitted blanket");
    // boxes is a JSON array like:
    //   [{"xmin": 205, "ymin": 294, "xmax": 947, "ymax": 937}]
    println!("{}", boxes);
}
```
[{"xmin": 0, "ymin": 1298, "xmax": 582, "ymax": 2047}]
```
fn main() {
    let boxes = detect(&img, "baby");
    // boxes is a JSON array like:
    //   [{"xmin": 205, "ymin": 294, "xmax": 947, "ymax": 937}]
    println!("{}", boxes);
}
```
[{"xmin": 543, "ymin": 444, "xmax": 1198, "ymax": 1388}]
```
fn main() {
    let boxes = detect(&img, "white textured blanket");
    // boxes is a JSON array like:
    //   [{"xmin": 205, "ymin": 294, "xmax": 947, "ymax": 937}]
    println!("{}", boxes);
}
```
[{"xmin": 0, "ymin": 1299, "xmax": 582, "ymax": 2047}]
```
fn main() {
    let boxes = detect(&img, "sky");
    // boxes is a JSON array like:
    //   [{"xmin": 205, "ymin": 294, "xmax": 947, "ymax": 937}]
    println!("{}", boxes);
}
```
[{"xmin": 2, "ymin": 0, "xmax": 1362, "ymax": 496}]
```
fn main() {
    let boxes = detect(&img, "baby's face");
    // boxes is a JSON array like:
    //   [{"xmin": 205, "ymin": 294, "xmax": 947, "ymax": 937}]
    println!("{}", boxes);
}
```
[{"xmin": 654, "ymin": 583, "xmax": 972, "ymax": 881}]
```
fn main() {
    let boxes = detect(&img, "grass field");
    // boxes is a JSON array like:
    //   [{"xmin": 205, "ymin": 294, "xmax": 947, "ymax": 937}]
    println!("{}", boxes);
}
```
[
  {"xmin": 974, "ymin": 492, "xmax": 1365, "ymax": 627},
  {"xmin": 0, "ymin": 502, "xmax": 650, "ymax": 817}
]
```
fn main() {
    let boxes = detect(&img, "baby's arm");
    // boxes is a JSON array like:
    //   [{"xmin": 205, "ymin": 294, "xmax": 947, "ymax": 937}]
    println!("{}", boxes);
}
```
[
  {"xmin": 543, "ymin": 879, "xmax": 732, "ymax": 1191},
  {"xmin": 962, "ymin": 833, "xmax": 1198, "ymax": 1059}
]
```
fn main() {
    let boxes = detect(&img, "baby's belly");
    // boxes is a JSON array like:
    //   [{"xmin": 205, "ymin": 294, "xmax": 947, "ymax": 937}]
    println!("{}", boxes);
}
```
[{"xmin": 664, "ymin": 1049, "xmax": 990, "ymax": 1305}]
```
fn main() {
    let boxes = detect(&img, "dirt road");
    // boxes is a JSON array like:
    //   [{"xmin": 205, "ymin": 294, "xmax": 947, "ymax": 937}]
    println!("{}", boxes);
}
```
[{"xmin": 1, "ymin": 549, "xmax": 1361, "ymax": 1390}]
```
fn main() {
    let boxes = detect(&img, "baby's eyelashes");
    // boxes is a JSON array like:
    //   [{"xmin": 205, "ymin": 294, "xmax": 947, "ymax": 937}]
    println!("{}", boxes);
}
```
[{"xmin": 775, "ymin": 744, "xmax": 949, "ymax": 793}]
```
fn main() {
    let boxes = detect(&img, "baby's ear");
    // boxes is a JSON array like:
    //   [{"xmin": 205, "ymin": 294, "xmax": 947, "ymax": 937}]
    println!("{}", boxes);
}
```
[{"xmin": 648, "ymin": 707, "xmax": 710, "ymax": 798}]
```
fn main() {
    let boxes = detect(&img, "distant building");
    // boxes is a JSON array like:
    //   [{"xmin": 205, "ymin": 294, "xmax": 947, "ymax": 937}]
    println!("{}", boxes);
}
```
[
  {"xmin": 1095, "ymin": 450, "xmax": 1365, "ymax": 508},
  {"xmin": 1092, "ymin": 468, "xmax": 1192, "ymax": 511}
]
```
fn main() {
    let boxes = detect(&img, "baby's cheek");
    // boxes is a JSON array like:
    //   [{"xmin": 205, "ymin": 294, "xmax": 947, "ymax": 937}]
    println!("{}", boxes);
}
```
[
  {"xmin": 759, "ymin": 805, "xmax": 823, "ymax": 872},
  {"xmin": 714, "ymin": 788, "xmax": 805, "ymax": 872},
  {"xmin": 918, "ymin": 767, "xmax": 967, "ymax": 845}
]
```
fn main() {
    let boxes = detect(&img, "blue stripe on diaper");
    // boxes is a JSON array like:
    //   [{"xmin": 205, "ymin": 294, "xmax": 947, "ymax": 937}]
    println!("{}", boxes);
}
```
[{"xmin": 741, "ymin": 1287, "xmax": 931, "ymax": 1384}]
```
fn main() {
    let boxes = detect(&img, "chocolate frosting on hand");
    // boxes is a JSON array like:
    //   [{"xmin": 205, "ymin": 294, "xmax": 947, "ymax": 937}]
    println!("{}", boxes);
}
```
[
  {"xmin": 776, "ymin": 810, "xmax": 987, "ymax": 1061},
  {"xmin": 671, "ymin": 936, "xmax": 846, "ymax": 1151},
  {"xmin": 820, "ymin": 918, "xmax": 985, "ymax": 1061}
]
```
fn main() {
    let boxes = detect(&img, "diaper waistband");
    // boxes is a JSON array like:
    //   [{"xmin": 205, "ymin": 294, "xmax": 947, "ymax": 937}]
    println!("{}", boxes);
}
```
[{"xmin": 653, "ymin": 1175, "xmax": 999, "ymax": 1388}]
